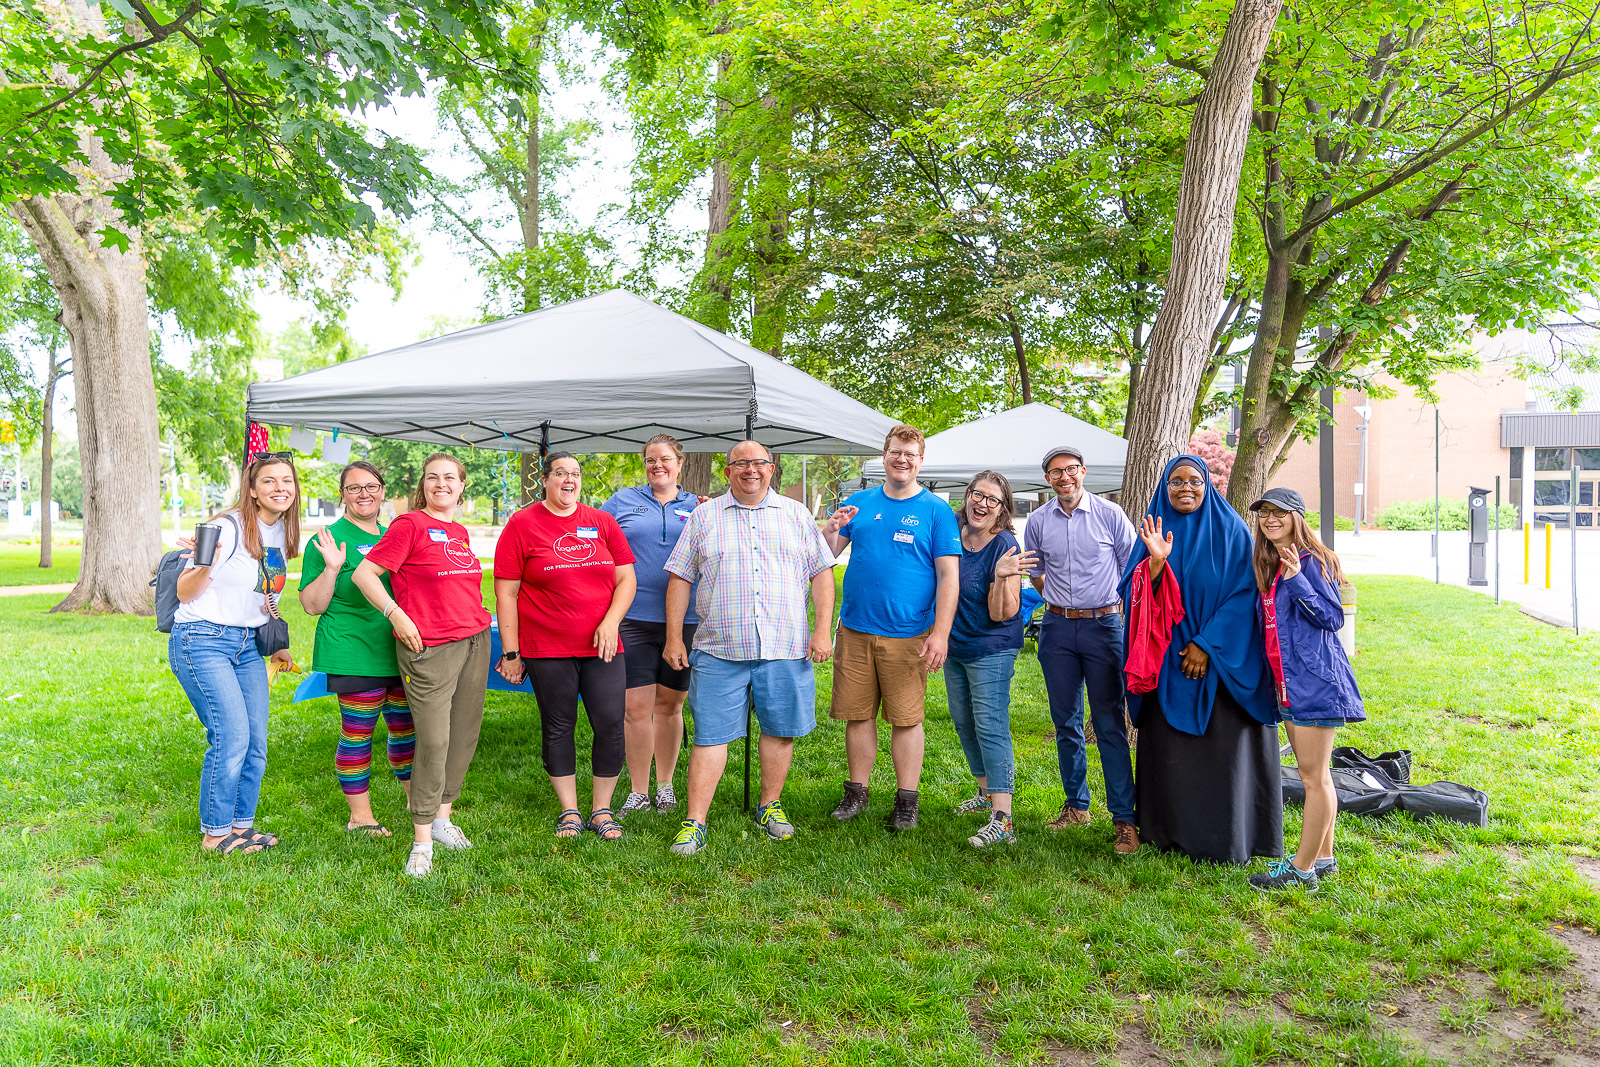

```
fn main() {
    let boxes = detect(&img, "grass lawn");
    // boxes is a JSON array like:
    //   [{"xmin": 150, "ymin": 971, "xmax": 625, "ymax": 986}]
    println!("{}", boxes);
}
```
[
  {"xmin": 0, "ymin": 541, "xmax": 80, "ymax": 586},
  {"xmin": 1, "ymin": 574, "xmax": 1597, "ymax": 1065}
]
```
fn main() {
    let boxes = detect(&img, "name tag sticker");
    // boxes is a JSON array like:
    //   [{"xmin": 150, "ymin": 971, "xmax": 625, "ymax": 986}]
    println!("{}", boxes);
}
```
[
  {"xmin": 427, "ymin": 528, "xmax": 448, "ymax": 542},
  {"xmin": 357, "ymin": 544, "xmax": 372, "ymax": 555},
  {"xmin": 576, "ymin": 526, "xmax": 600, "ymax": 539},
  {"xmin": 674, "ymin": 509, "xmax": 693, "ymax": 519},
  {"xmin": 893, "ymin": 529, "xmax": 915, "ymax": 544}
]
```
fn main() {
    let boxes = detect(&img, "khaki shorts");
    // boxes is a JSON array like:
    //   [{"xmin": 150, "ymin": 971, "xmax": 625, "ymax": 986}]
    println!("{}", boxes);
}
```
[{"xmin": 829, "ymin": 625, "xmax": 929, "ymax": 726}]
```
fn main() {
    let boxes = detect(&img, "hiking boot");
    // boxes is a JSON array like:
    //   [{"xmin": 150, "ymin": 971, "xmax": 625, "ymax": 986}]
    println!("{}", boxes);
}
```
[
  {"xmin": 618, "ymin": 791, "xmax": 652, "ymax": 819},
  {"xmin": 1046, "ymin": 803, "xmax": 1090, "ymax": 831},
  {"xmin": 1112, "ymin": 821, "xmax": 1141, "ymax": 855},
  {"xmin": 831, "ymin": 781, "xmax": 870, "ymax": 821},
  {"xmin": 953, "ymin": 790, "xmax": 993, "ymax": 816},
  {"xmin": 886, "ymin": 789, "xmax": 919, "ymax": 832},
  {"xmin": 1249, "ymin": 859, "xmax": 1319, "ymax": 893},
  {"xmin": 967, "ymin": 811, "xmax": 1016, "ymax": 849},
  {"xmin": 754, "ymin": 800, "xmax": 796, "ymax": 841},
  {"xmin": 668, "ymin": 819, "xmax": 707, "ymax": 856},
  {"xmin": 1313, "ymin": 857, "xmax": 1337, "ymax": 880}
]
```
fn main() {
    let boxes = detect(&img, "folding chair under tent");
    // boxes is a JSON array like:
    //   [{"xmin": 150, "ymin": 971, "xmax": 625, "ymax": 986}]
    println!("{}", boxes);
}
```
[
  {"xmin": 861, "ymin": 402, "xmax": 1128, "ymax": 495},
  {"xmin": 248, "ymin": 288, "xmax": 896, "ymax": 811}
]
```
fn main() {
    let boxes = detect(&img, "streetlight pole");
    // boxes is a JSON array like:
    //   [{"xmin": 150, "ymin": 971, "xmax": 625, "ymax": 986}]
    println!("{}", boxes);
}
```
[{"xmin": 1353, "ymin": 402, "xmax": 1372, "ymax": 536}]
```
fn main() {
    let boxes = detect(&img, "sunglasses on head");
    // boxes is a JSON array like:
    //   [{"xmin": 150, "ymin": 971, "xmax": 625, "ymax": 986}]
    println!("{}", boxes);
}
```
[{"xmin": 252, "ymin": 450, "xmax": 294, "ymax": 463}]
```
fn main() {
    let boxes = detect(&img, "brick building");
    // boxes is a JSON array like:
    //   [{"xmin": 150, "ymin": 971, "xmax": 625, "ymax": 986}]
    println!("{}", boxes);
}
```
[{"xmin": 1269, "ymin": 318, "xmax": 1600, "ymax": 528}]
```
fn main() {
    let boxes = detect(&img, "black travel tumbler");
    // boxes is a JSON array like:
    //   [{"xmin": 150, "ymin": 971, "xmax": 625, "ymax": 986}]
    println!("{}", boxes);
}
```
[{"xmin": 193, "ymin": 522, "xmax": 222, "ymax": 567}]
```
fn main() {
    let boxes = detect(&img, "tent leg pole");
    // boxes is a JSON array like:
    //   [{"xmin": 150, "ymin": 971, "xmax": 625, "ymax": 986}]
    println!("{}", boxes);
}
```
[{"xmin": 745, "ymin": 414, "xmax": 754, "ymax": 440}]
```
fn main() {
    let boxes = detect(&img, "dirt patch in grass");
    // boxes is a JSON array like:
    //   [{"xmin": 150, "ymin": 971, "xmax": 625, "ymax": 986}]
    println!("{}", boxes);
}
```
[
  {"xmin": 1379, "ymin": 945, "xmax": 1600, "ymax": 1067},
  {"xmin": 1043, "ymin": 1024, "xmax": 1171, "ymax": 1066},
  {"xmin": 1570, "ymin": 855, "xmax": 1600, "ymax": 892}
]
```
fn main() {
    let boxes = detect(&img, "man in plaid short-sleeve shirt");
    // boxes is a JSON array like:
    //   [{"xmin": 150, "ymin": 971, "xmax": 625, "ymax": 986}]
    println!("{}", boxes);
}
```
[{"xmin": 661, "ymin": 440, "xmax": 835, "ymax": 856}]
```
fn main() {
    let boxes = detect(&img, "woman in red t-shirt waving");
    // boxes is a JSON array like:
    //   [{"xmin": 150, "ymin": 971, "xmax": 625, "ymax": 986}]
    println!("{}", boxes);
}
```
[
  {"xmin": 353, "ymin": 453, "xmax": 491, "ymax": 878},
  {"xmin": 494, "ymin": 451, "xmax": 637, "ymax": 842}
]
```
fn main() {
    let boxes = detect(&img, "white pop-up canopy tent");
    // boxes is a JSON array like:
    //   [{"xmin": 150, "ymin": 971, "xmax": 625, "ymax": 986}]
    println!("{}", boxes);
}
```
[
  {"xmin": 246, "ymin": 289, "xmax": 895, "ymax": 455},
  {"xmin": 863, "ymin": 402, "xmax": 1128, "ymax": 494}
]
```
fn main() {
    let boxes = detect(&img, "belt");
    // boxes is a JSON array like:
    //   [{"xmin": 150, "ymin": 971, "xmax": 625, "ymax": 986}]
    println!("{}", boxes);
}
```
[{"xmin": 1046, "ymin": 603, "xmax": 1121, "ymax": 619}]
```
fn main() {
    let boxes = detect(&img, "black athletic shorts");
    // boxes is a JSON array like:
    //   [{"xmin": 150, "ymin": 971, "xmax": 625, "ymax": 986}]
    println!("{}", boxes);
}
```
[{"xmin": 619, "ymin": 618, "xmax": 697, "ymax": 692}]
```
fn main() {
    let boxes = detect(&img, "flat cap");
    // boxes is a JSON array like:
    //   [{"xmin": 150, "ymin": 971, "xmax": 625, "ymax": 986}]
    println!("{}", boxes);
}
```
[
  {"xmin": 1040, "ymin": 445, "xmax": 1085, "ymax": 472},
  {"xmin": 1249, "ymin": 487, "xmax": 1307, "ymax": 515}
]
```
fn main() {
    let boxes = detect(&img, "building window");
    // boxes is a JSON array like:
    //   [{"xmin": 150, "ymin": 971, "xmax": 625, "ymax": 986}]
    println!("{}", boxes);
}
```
[
  {"xmin": 1534, "ymin": 480, "xmax": 1570, "ymax": 506},
  {"xmin": 1576, "ymin": 447, "xmax": 1600, "ymax": 470},
  {"xmin": 1535, "ymin": 447, "xmax": 1570, "ymax": 471},
  {"xmin": 1581, "ymin": 513, "xmax": 1595, "ymax": 527},
  {"xmin": 1583, "ymin": 482, "xmax": 1595, "ymax": 507}
]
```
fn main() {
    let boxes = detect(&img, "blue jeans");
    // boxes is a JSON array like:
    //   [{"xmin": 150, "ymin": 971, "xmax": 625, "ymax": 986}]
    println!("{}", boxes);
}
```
[
  {"xmin": 943, "ymin": 650, "xmax": 1018, "ymax": 794},
  {"xmin": 1038, "ymin": 612, "xmax": 1134, "ymax": 822},
  {"xmin": 169, "ymin": 622, "xmax": 270, "ymax": 837}
]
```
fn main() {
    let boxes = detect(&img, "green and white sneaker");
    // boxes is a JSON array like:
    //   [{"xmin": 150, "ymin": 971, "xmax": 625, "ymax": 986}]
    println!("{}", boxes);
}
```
[
  {"xmin": 967, "ymin": 811, "xmax": 1016, "ymax": 848},
  {"xmin": 669, "ymin": 819, "xmax": 707, "ymax": 856},
  {"xmin": 754, "ymin": 800, "xmax": 796, "ymax": 841},
  {"xmin": 954, "ymin": 790, "xmax": 993, "ymax": 816}
]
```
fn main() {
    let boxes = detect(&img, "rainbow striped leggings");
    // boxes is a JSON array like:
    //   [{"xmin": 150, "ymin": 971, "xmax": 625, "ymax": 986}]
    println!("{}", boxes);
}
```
[{"xmin": 335, "ymin": 686, "xmax": 415, "ymax": 795}]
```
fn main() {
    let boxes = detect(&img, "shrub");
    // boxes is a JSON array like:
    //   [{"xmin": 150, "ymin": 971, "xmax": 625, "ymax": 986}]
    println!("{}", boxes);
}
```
[
  {"xmin": 1373, "ymin": 497, "xmax": 1520, "ymax": 531},
  {"xmin": 1186, "ymin": 430, "xmax": 1235, "ymax": 494}
]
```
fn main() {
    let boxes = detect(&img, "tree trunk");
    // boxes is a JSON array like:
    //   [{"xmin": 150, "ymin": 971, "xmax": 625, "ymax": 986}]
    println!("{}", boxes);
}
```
[
  {"xmin": 521, "ymin": 88, "xmax": 541, "ymax": 312},
  {"xmin": 681, "ymin": 452, "xmax": 716, "ymax": 496},
  {"xmin": 1118, "ymin": 0, "xmax": 1284, "ymax": 523},
  {"xmin": 10, "ymin": 195, "xmax": 161, "ymax": 614},
  {"xmin": 39, "ymin": 347, "xmax": 63, "ymax": 570},
  {"xmin": 1004, "ymin": 314, "xmax": 1032, "ymax": 404},
  {"xmin": 703, "ymin": 0, "xmax": 737, "ymax": 329}
]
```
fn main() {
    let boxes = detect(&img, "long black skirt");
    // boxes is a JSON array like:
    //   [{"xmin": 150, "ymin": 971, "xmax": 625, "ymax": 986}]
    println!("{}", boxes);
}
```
[{"xmin": 1135, "ymin": 684, "xmax": 1283, "ymax": 865}]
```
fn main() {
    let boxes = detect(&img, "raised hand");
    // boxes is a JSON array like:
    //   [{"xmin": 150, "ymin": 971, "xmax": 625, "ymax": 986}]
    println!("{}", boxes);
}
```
[
  {"xmin": 993, "ymin": 546, "xmax": 1039, "ymax": 579},
  {"xmin": 313, "ymin": 528, "xmax": 346, "ymax": 572},
  {"xmin": 822, "ymin": 505, "xmax": 859, "ymax": 536},
  {"xmin": 1275, "ymin": 542, "xmax": 1302, "ymax": 579},
  {"xmin": 1138, "ymin": 515, "xmax": 1173, "ymax": 563}
]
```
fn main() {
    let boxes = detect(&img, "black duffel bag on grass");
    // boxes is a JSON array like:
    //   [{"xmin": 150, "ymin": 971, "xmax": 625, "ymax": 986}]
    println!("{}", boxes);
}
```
[{"xmin": 1281, "ymin": 746, "xmax": 1488, "ymax": 827}]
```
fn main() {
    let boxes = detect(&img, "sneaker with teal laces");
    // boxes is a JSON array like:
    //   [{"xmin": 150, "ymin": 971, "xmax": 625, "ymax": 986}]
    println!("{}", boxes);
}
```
[
  {"xmin": 1249, "ymin": 859, "xmax": 1319, "ymax": 893},
  {"xmin": 754, "ymin": 800, "xmax": 796, "ymax": 841},
  {"xmin": 669, "ymin": 819, "xmax": 707, "ymax": 856}
]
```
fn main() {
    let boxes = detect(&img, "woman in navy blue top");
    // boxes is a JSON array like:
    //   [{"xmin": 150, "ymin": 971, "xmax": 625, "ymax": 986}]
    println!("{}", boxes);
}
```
[
  {"xmin": 600, "ymin": 434, "xmax": 702, "ymax": 819},
  {"xmin": 1246, "ymin": 487, "xmax": 1365, "ymax": 892},
  {"xmin": 945, "ymin": 471, "xmax": 1036, "ymax": 848}
]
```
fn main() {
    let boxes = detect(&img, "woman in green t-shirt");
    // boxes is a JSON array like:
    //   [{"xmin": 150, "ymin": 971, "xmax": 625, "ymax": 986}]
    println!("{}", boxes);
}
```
[{"xmin": 300, "ymin": 460, "xmax": 415, "ymax": 837}]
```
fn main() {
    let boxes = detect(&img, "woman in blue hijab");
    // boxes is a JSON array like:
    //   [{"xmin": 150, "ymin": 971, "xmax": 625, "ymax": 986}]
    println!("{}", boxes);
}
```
[{"xmin": 1117, "ymin": 455, "xmax": 1283, "ymax": 865}]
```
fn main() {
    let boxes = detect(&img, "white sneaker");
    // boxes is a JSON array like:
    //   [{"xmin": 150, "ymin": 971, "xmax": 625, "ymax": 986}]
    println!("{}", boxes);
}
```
[
  {"xmin": 654, "ymin": 783, "xmax": 677, "ymax": 811},
  {"xmin": 432, "ymin": 820, "xmax": 472, "ymax": 850},
  {"xmin": 618, "ymin": 791, "xmax": 652, "ymax": 818},
  {"xmin": 405, "ymin": 844, "xmax": 434, "ymax": 878}
]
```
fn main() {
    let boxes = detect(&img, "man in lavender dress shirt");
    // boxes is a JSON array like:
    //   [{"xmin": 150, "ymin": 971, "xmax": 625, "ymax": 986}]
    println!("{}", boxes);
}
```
[{"xmin": 1023, "ymin": 444, "xmax": 1139, "ymax": 855}]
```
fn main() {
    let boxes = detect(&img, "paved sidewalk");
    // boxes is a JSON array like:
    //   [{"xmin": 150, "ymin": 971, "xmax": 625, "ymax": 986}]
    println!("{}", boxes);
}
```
[
  {"xmin": 1336, "ymin": 529, "xmax": 1598, "ymax": 632},
  {"xmin": 0, "ymin": 583, "xmax": 74, "ymax": 597}
]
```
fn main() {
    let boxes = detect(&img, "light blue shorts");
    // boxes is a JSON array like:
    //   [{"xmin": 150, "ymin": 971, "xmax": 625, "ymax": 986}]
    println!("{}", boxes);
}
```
[{"xmin": 687, "ymin": 652, "xmax": 817, "ymax": 745}]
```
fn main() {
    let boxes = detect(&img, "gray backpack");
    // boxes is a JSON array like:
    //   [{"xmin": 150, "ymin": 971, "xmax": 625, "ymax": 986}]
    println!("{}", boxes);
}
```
[{"xmin": 152, "ymin": 515, "xmax": 240, "ymax": 633}]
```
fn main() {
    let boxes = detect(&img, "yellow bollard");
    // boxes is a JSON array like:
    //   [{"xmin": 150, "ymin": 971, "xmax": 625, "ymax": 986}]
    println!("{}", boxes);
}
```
[
  {"xmin": 1524, "ymin": 522, "xmax": 1530, "ymax": 584},
  {"xmin": 1545, "ymin": 522, "xmax": 1552, "ymax": 590}
]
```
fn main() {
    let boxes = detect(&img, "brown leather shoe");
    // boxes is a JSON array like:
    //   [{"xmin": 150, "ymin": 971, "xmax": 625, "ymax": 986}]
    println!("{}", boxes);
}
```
[
  {"xmin": 1046, "ymin": 803, "xmax": 1091, "ymax": 831},
  {"xmin": 1113, "ymin": 821, "xmax": 1141, "ymax": 855},
  {"xmin": 831, "ymin": 781, "xmax": 869, "ymax": 821}
]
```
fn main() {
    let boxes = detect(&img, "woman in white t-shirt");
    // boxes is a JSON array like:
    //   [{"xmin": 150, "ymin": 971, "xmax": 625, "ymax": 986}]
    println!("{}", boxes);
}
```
[{"xmin": 170, "ymin": 451, "xmax": 301, "ymax": 855}]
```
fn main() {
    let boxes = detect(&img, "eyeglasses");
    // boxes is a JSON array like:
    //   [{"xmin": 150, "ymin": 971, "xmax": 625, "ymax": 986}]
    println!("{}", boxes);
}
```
[
  {"xmin": 1168, "ymin": 478, "xmax": 1206, "ymax": 490},
  {"xmin": 644, "ymin": 458, "xmax": 676, "ymax": 468},
  {"xmin": 967, "ymin": 489, "xmax": 1003, "ymax": 508},
  {"xmin": 884, "ymin": 449, "xmax": 922, "ymax": 461},
  {"xmin": 548, "ymin": 469, "xmax": 582, "ymax": 479},
  {"xmin": 1046, "ymin": 464, "xmax": 1084, "ymax": 478},
  {"xmin": 1257, "ymin": 505, "xmax": 1290, "ymax": 518},
  {"xmin": 252, "ymin": 450, "xmax": 293, "ymax": 463},
  {"xmin": 344, "ymin": 483, "xmax": 384, "ymax": 497},
  {"xmin": 728, "ymin": 459, "xmax": 773, "ymax": 470}
]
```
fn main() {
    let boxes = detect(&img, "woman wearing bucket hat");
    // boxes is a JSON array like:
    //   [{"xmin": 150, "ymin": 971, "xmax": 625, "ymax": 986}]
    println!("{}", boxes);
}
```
[{"xmin": 1245, "ymin": 487, "xmax": 1365, "ymax": 892}]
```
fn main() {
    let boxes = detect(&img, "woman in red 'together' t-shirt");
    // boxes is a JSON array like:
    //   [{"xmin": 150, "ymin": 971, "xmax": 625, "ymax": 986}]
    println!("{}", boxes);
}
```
[
  {"xmin": 353, "ymin": 452, "xmax": 491, "ymax": 878},
  {"xmin": 494, "ymin": 451, "xmax": 636, "ymax": 842}
]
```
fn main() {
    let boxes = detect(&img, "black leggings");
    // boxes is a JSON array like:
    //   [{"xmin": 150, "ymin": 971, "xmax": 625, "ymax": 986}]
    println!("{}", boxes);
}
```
[{"xmin": 528, "ymin": 656, "xmax": 627, "ymax": 779}]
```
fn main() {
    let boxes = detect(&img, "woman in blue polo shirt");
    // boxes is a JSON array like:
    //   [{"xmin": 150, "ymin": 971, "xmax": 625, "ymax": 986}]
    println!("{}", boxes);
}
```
[{"xmin": 600, "ymin": 434, "xmax": 702, "ymax": 818}]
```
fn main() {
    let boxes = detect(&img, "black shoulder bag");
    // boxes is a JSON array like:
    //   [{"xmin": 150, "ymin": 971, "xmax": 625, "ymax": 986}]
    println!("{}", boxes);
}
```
[{"xmin": 256, "ymin": 556, "xmax": 290, "ymax": 657}]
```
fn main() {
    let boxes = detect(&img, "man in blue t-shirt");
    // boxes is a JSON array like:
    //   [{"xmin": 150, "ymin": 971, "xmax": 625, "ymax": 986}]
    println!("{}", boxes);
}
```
[{"xmin": 821, "ymin": 425, "xmax": 960, "ymax": 832}]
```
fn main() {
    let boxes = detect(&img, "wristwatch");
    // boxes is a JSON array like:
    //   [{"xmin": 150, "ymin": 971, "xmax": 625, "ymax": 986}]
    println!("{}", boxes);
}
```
[{"xmin": 500, "ymin": 651, "xmax": 520, "ymax": 662}]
